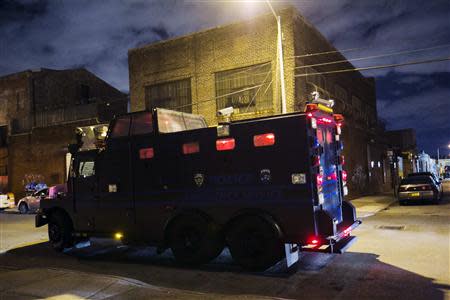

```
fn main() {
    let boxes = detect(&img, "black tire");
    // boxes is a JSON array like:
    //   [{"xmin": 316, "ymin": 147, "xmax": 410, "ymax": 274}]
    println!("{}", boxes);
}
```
[
  {"xmin": 18, "ymin": 202, "xmax": 28, "ymax": 214},
  {"xmin": 167, "ymin": 214, "xmax": 224, "ymax": 265},
  {"xmin": 48, "ymin": 212, "xmax": 74, "ymax": 252},
  {"xmin": 226, "ymin": 215, "xmax": 283, "ymax": 271}
]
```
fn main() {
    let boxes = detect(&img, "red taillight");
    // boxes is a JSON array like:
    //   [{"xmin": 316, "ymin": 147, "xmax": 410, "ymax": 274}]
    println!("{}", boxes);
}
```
[
  {"xmin": 182, "ymin": 142, "xmax": 200, "ymax": 154},
  {"xmin": 139, "ymin": 147, "xmax": 154, "ymax": 159},
  {"xmin": 421, "ymin": 185, "xmax": 432, "ymax": 191},
  {"xmin": 216, "ymin": 138, "xmax": 235, "ymax": 151},
  {"xmin": 333, "ymin": 114, "xmax": 344, "ymax": 123},
  {"xmin": 307, "ymin": 236, "xmax": 321, "ymax": 246},
  {"xmin": 305, "ymin": 103, "xmax": 318, "ymax": 113},
  {"xmin": 342, "ymin": 170, "xmax": 348, "ymax": 182},
  {"xmin": 330, "ymin": 171, "xmax": 337, "ymax": 181},
  {"xmin": 307, "ymin": 112, "xmax": 313, "ymax": 118},
  {"xmin": 253, "ymin": 133, "xmax": 275, "ymax": 147},
  {"xmin": 316, "ymin": 174, "xmax": 323, "ymax": 186}
]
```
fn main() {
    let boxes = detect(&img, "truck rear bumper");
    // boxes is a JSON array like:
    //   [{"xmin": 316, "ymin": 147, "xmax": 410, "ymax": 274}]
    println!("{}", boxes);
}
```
[{"xmin": 302, "ymin": 219, "xmax": 361, "ymax": 254}]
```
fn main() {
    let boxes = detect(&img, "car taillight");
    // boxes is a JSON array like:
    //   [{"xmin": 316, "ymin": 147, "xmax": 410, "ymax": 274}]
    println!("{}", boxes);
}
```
[{"xmin": 421, "ymin": 185, "xmax": 432, "ymax": 191}]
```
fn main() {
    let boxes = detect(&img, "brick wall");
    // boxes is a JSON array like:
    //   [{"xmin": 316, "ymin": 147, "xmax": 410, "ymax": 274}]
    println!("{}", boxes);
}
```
[{"xmin": 128, "ymin": 7, "xmax": 388, "ymax": 197}]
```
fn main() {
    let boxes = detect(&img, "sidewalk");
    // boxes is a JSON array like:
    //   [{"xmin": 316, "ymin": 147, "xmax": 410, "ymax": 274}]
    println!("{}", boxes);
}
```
[
  {"xmin": 350, "ymin": 193, "xmax": 397, "ymax": 218},
  {"xmin": 0, "ymin": 267, "xmax": 220, "ymax": 300}
]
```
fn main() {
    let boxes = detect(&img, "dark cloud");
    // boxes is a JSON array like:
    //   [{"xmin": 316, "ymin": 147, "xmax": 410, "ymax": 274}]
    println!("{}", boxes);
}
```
[{"xmin": 0, "ymin": 0, "xmax": 449, "ymax": 154}]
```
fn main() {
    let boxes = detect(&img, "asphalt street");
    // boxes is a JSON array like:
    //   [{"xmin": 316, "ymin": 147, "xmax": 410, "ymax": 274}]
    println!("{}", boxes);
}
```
[{"xmin": 0, "ymin": 182, "xmax": 449, "ymax": 299}]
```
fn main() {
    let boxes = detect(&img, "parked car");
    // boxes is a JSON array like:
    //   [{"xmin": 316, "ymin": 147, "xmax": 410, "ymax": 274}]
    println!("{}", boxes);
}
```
[
  {"xmin": 0, "ymin": 192, "xmax": 15, "ymax": 210},
  {"xmin": 398, "ymin": 176, "xmax": 442, "ymax": 205},
  {"xmin": 408, "ymin": 172, "xmax": 443, "ymax": 194},
  {"xmin": 17, "ymin": 188, "xmax": 48, "ymax": 214}
]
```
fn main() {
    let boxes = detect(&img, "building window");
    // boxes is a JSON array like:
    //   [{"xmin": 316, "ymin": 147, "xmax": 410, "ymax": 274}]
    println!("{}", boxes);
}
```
[
  {"xmin": 145, "ymin": 79, "xmax": 192, "ymax": 113},
  {"xmin": 215, "ymin": 63, "xmax": 272, "ymax": 115}
]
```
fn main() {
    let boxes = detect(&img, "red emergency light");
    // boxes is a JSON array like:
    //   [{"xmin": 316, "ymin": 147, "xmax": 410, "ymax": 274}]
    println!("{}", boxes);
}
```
[
  {"xmin": 342, "ymin": 170, "xmax": 348, "ymax": 182},
  {"xmin": 139, "ymin": 147, "xmax": 154, "ymax": 159},
  {"xmin": 182, "ymin": 142, "xmax": 200, "ymax": 154},
  {"xmin": 253, "ymin": 133, "xmax": 275, "ymax": 147},
  {"xmin": 316, "ymin": 174, "xmax": 324, "ymax": 186},
  {"xmin": 216, "ymin": 138, "xmax": 235, "ymax": 151}
]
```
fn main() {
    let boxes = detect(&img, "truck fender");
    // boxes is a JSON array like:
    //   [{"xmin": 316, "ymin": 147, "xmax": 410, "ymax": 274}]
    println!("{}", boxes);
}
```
[
  {"xmin": 46, "ymin": 208, "xmax": 74, "ymax": 230},
  {"xmin": 224, "ymin": 209, "xmax": 284, "ymax": 240}
]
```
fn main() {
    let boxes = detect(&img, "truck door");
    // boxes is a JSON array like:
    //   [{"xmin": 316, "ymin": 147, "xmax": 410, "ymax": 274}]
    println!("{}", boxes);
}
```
[
  {"xmin": 73, "ymin": 151, "xmax": 97, "ymax": 231},
  {"xmin": 95, "ymin": 115, "xmax": 135, "ymax": 235},
  {"xmin": 315, "ymin": 120, "xmax": 343, "ymax": 223}
]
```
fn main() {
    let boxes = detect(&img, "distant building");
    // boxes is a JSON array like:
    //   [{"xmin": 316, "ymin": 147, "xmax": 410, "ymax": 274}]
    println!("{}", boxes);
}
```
[
  {"xmin": 128, "ymin": 6, "xmax": 389, "ymax": 197},
  {"xmin": 386, "ymin": 128, "xmax": 418, "ymax": 178},
  {"xmin": 0, "ymin": 68, "xmax": 127, "ymax": 197}
]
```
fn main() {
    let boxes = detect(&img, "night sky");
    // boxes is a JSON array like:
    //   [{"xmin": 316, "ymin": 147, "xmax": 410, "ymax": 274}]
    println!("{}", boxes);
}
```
[{"xmin": 1, "ymin": 0, "xmax": 449, "ymax": 155}]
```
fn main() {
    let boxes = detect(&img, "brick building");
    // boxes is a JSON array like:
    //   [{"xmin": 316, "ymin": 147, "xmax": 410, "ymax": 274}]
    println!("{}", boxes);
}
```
[
  {"xmin": 128, "ymin": 7, "xmax": 390, "ymax": 197},
  {"xmin": 0, "ymin": 68, "xmax": 127, "ymax": 197}
]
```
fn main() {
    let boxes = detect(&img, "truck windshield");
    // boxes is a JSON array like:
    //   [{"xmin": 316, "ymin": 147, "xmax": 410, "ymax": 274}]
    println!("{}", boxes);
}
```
[{"xmin": 157, "ymin": 108, "xmax": 207, "ymax": 133}]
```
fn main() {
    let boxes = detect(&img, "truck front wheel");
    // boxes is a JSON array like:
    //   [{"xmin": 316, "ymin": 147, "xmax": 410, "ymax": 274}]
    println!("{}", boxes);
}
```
[
  {"xmin": 227, "ymin": 215, "xmax": 283, "ymax": 271},
  {"xmin": 167, "ymin": 214, "xmax": 224, "ymax": 265},
  {"xmin": 48, "ymin": 212, "xmax": 74, "ymax": 252}
]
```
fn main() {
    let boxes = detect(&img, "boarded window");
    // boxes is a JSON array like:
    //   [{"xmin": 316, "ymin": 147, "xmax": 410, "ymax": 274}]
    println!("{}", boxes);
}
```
[
  {"xmin": 145, "ymin": 79, "xmax": 192, "ymax": 113},
  {"xmin": 215, "ymin": 63, "xmax": 272, "ymax": 115},
  {"xmin": 111, "ymin": 116, "xmax": 131, "ymax": 138},
  {"xmin": 131, "ymin": 112, "xmax": 153, "ymax": 135}
]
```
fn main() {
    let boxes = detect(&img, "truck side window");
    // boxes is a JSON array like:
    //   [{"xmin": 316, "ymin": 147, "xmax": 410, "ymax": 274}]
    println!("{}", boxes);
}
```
[
  {"xmin": 111, "ymin": 116, "xmax": 131, "ymax": 138},
  {"xmin": 131, "ymin": 112, "xmax": 153, "ymax": 135},
  {"xmin": 79, "ymin": 161, "xmax": 95, "ymax": 178}
]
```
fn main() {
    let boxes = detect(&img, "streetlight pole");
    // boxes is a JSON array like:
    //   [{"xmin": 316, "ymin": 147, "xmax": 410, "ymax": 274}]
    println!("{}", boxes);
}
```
[{"xmin": 266, "ymin": 0, "xmax": 287, "ymax": 114}]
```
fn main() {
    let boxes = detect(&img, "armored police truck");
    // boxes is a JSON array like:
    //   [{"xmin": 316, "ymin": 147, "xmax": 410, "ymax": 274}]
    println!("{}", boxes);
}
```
[{"xmin": 36, "ymin": 103, "xmax": 361, "ymax": 271}]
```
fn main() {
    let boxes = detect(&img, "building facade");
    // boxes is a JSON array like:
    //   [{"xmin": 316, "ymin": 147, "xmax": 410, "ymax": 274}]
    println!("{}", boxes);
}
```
[
  {"xmin": 0, "ymin": 68, "xmax": 127, "ymax": 197},
  {"xmin": 128, "ymin": 7, "xmax": 389, "ymax": 197}
]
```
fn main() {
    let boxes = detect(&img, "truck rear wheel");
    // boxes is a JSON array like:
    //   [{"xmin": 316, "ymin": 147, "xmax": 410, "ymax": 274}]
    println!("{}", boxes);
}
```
[
  {"xmin": 227, "ymin": 215, "xmax": 283, "ymax": 271},
  {"xmin": 48, "ymin": 212, "xmax": 74, "ymax": 252},
  {"xmin": 167, "ymin": 214, "xmax": 224, "ymax": 265}
]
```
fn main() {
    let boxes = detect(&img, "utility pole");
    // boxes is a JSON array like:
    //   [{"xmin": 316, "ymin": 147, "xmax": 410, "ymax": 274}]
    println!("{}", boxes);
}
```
[{"xmin": 266, "ymin": 1, "xmax": 287, "ymax": 114}]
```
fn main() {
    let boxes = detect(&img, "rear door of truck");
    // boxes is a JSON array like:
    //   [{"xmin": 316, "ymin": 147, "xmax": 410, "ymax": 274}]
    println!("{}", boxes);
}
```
[{"xmin": 308, "ymin": 110, "xmax": 344, "ymax": 224}]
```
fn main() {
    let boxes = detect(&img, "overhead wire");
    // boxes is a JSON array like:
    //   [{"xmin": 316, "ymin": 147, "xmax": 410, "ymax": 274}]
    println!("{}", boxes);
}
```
[
  {"xmin": 294, "ymin": 56, "xmax": 450, "ymax": 78},
  {"xmin": 293, "ymin": 43, "xmax": 450, "ymax": 70}
]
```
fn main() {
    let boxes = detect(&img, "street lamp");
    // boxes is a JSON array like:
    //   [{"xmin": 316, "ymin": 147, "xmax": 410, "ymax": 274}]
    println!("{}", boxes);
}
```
[{"xmin": 265, "ymin": 0, "xmax": 287, "ymax": 114}]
